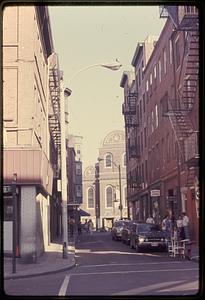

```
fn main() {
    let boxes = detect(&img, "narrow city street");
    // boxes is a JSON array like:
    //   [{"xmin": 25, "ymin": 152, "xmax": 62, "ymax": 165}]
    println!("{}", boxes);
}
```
[{"xmin": 4, "ymin": 232, "xmax": 199, "ymax": 296}]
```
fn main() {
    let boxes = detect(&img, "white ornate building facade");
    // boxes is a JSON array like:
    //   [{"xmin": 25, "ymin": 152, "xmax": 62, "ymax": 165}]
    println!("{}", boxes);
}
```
[{"xmin": 82, "ymin": 130, "xmax": 127, "ymax": 229}]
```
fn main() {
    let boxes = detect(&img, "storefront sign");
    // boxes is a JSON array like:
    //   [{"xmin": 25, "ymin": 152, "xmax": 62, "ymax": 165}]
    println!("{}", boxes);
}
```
[{"xmin": 151, "ymin": 189, "xmax": 160, "ymax": 197}]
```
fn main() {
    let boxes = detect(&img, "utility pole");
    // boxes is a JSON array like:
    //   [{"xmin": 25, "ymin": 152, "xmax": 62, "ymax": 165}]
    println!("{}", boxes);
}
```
[
  {"xmin": 12, "ymin": 173, "xmax": 17, "ymax": 273},
  {"xmin": 118, "ymin": 164, "xmax": 123, "ymax": 219},
  {"xmin": 60, "ymin": 74, "xmax": 72, "ymax": 258}
]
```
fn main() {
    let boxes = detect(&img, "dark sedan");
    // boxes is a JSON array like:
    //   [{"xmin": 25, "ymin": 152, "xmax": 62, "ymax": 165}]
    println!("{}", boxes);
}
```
[{"xmin": 130, "ymin": 223, "xmax": 167, "ymax": 252}]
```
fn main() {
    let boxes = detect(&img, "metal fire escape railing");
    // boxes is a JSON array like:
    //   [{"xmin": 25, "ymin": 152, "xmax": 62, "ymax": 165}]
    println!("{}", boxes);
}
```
[
  {"xmin": 161, "ymin": 6, "xmax": 199, "ymax": 166},
  {"xmin": 122, "ymin": 92, "xmax": 138, "ymax": 129},
  {"xmin": 48, "ymin": 63, "xmax": 61, "ymax": 177},
  {"xmin": 122, "ymin": 92, "xmax": 139, "ymax": 159}
]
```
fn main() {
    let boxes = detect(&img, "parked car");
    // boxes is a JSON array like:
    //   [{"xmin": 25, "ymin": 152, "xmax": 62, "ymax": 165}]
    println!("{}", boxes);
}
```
[
  {"xmin": 121, "ymin": 220, "xmax": 135, "ymax": 245},
  {"xmin": 111, "ymin": 220, "xmax": 126, "ymax": 240},
  {"xmin": 130, "ymin": 222, "xmax": 167, "ymax": 252}
]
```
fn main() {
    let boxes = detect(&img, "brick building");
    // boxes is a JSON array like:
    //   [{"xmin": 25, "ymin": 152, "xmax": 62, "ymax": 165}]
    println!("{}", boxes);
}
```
[
  {"xmin": 121, "ymin": 6, "xmax": 199, "ymax": 241},
  {"xmin": 3, "ymin": 6, "xmax": 63, "ymax": 259}
]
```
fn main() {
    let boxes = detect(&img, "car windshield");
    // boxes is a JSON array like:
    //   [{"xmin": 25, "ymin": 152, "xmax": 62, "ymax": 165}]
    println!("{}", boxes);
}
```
[
  {"xmin": 114, "ymin": 221, "xmax": 124, "ymax": 227},
  {"xmin": 138, "ymin": 224, "xmax": 160, "ymax": 233}
]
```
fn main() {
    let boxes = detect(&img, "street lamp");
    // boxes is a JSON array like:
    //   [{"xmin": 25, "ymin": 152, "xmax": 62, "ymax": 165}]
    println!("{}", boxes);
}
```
[
  {"xmin": 68, "ymin": 59, "xmax": 122, "ymax": 84},
  {"xmin": 98, "ymin": 157, "xmax": 123, "ymax": 219}
]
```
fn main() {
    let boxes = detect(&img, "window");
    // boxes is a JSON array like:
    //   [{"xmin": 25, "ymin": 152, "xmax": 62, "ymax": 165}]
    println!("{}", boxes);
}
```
[
  {"xmin": 88, "ymin": 188, "xmax": 94, "ymax": 208},
  {"xmin": 163, "ymin": 48, "xmax": 167, "ymax": 74},
  {"xmin": 175, "ymin": 38, "xmax": 180, "ymax": 68},
  {"xmin": 76, "ymin": 163, "xmax": 82, "ymax": 175},
  {"xmin": 169, "ymin": 39, "xmax": 172, "ymax": 64},
  {"xmin": 145, "ymin": 160, "xmax": 148, "ymax": 183},
  {"xmin": 154, "ymin": 64, "xmax": 157, "ymax": 79},
  {"xmin": 158, "ymin": 59, "xmax": 162, "ymax": 83},
  {"xmin": 143, "ymin": 94, "xmax": 145, "ymax": 113},
  {"xmin": 146, "ymin": 80, "xmax": 149, "ymax": 92},
  {"xmin": 141, "ymin": 61, "xmax": 144, "ymax": 79},
  {"xmin": 144, "ymin": 127, "xmax": 147, "ymax": 148},
  {"xmin": 106, "ymin": 186, "xmax": 113, "ymax": 207},
  {"xmin": 105, "ymin": 154, "xmax": 112, "ymax": 167},
  {"xmin": 76, "ymin": 185, "xmax": 82, "ymax": 197},
  {"xmin": 150, "ymin": 72, "xmax": 153, "ymax": 86},
  {"xmin": 141, "ymin": 131, "xmax": 143, "ymax": 151},
  {"xmin": 138, "ymin": 68, "xmax": 141, "ymax": 86},
  {"xmin": 142, "ymin": 163, "xmax": 144, "ymax": 184},
  {"xmin": 139, "ymin": 100, "xmax": 142, "ymax": 119},
  {"xmin": 151, "ymin": 110, "xmax": 154, "ymax": 133},
  {"xmin": 155, "ymin": 104, "xmax": 159, "ymax": 128},
  {"xmin": 166, "ymin": 133, "xmax": 170, "ymax": 162}
]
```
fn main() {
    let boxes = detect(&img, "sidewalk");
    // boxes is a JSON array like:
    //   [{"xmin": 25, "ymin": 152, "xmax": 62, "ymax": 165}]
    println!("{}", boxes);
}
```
[
  {"xmin": 189, "ymin": 242, "xmax": 199, "ymax": 263},
  {"xmin": 4, "ymin": 241, "xmax": 76, "ymax": 280}
]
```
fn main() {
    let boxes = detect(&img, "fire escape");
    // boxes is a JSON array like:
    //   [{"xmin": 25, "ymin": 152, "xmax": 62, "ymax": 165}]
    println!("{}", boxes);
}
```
[
  {"xmin": 160, "ymin": 6, "xmax": 199, "ymax": 188},
  {"xmin": 48, "ymin": 54, "xmax": 61, "ymax": 178},
  {"xmin": 122, "ymin": 90, "xmax": 140, "ymax": 192}
]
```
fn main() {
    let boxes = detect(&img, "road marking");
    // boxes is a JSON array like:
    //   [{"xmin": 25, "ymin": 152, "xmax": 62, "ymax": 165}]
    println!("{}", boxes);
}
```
[
  {"xmin": 159, "ymin": 280, "xmax": 199, "ymax": 292},
  {"xmin": 72, "ymin": 268, "xmax": 197, "ymax": 276},
  {"xmin": 80, "ymin": 261, "xmax": 183, "ymax": 268},
  {"xmin": 58, "ymin": 275, "xmax": 70, "ymax": 296},
  {"xmin": 112, "ymin": 280, "xmax": 184, "ymax": 295}
]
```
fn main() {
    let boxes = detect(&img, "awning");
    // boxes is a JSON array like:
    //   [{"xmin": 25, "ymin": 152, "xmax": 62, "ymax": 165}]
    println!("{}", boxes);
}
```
[{"xmin": 79, "ymin": 209, "xmax": 90, "ymax": 217}]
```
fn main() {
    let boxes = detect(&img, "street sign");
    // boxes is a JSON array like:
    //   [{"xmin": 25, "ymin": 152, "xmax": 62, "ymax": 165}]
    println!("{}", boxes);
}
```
[
  {"xmin": 151, "ymin": 189, "xmax": 160, "ymax": 197},
  {"xmin": 3, "ymin": 185, "xmax": 12, "ymax": 194}
]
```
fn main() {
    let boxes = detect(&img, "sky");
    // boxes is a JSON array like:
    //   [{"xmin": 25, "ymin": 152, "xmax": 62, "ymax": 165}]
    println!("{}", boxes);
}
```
[{"xmin": 49, "ymin": 6, "xmax": 166, "ymax": 170}]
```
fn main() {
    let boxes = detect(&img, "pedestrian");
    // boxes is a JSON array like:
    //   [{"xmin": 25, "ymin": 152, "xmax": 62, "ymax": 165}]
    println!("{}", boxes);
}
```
[
  {"xmin": 182, "ymin": 212, "xmax": 190, "ymax": 240},
  {"xmin": 84, "ymin": 219, "xmax": 89, "ymax": 233},
  {"xmin": 69, "ymin": 217, "xmax": 75, "ymax": 237},
  {"xmin": 162, "ymin": 215, "xmax": 172, "ymax": 240},
  {"xmin": 146, "ymin": 215, "xmax": 155, "ymax": 224},
  {"xmin": 176, "ymin": 215, "xmax": 184, "ymax": 240},
  {"xmin": 88, "ymin": 219, "xmax": 94, "ymax": 235},
  {"xmin": 78, "ymin": 221, "xmax": 82, "ymax": 235}
]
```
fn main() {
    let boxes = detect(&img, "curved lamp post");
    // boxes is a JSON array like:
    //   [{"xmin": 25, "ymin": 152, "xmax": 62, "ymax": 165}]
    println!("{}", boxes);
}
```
[
  {"xmin": 98, "ymin": 157, "xmax": 123, "ymax": 220},
  {"xmin": 67, "ymin": 59, "xmax": 122, "ymax": 95}
]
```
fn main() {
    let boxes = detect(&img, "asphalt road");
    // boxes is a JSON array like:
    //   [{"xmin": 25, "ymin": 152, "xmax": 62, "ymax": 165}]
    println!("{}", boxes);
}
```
[{"xmin": 4, "ymin": 232, "xmax": 200, "ymax": 296}]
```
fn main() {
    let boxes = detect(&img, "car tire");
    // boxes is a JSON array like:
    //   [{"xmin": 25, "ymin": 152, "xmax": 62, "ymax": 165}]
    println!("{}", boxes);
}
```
[{"xmin": 135, "ymin": 243, "xmax": 139, "ymax": 252}]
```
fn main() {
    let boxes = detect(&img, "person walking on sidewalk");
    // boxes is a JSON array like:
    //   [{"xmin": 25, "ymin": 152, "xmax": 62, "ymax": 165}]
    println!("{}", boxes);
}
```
[
  {"xmin": 176, "ymin": 214, "xmax": 184, "ymax": 240},
  {"xmin": 182, "ymin": 212, "xmax": 190, "ymax": 240},
  {"xmin": 162, "ymin": 215, "xmax": 172, "ymax": 240},
  {"xmin": 88, "ymin": 219, "xmax": 94, "ymax": 235}
]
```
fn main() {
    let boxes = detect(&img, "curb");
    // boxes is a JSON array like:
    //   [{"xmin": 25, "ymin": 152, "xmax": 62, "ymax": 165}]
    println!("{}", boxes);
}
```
[
  {"xmin": 4, "ymin": 257, "xmax": 76, "ymax": 280},
  {"xmin": 190, "ymin": 256, "xmax": 199, "ymax": 263}
]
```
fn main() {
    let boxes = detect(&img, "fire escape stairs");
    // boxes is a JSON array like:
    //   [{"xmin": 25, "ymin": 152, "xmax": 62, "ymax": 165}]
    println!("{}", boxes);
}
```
[{"xmin": 167, "ymin": 29, "xmax": 199, "ymax": 163}]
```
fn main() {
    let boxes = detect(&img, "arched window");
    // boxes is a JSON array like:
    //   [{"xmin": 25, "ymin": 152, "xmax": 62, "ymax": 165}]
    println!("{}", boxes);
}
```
[
  {"xmin": 87, "ymin": 188, "xmax": 94, "ymax": 208},
  {"xmin": 106, "ymin": 186, "xmax": 113, "ymax": 207},
  {"xmin": 105, "ymin": 153, "xmax": 112, "ymax": 167}
]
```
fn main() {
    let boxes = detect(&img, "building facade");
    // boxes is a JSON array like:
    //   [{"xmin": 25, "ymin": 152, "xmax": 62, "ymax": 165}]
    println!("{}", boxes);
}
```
[
  {"xmin": 121, "ymin": 5, "xmax": 199, "ymax": 241},
  {"xmin": 82, "ymin": 130, "xmax": 127, "ymax": 229},
  {"xmin": 3, "ymin": 6, "xmax": 62, "ymax": 259}
]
